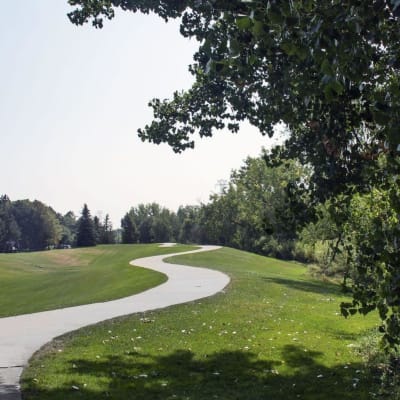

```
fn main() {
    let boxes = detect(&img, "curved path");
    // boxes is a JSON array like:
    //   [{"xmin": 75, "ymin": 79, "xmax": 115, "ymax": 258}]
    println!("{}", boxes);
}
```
[{"xmin": 0, "ymin": 245, "xmax": 229, "ymax": 400}]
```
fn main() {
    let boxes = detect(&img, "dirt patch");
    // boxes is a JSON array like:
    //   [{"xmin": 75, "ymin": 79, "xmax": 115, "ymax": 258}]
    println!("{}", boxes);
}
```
[{"xmin": 39, "ymin": 248, "xmax": 106, "ymax": 267}]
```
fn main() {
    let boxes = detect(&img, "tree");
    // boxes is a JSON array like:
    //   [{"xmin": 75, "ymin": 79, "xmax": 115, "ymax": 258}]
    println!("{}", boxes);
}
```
[
  {"xmin": 68, "ymin": 1, "xmax": 400, "ymax": 346},
  {"xmin": 101, "ymin": 214, "xmax": 115, "ymax": 244},
  {"xmin": 93, "ymin": 215, "xmax": 102, "ymax": 244},
  {"xmin": 33, "ymin": 201, "xmax": 63, "ymax": 249},
  {"xmin": 121, "ymin": 211, "xmax": 139, "ymax": 244},
  {"xmin": 124, "ymin": 203, "xmax": 177, "ymax": 244},
  {"xmin": 138, "ymin": 218, "xmax": 154, "ymax": 243},
  {"xmin": 198, "ymin": 156, "xmax": 311, "ymax": 258},
  {"xmin": 199, "ymin": 191, "xmax": 238, "ymax": 247},
  {"xmin": 68, "ymin": 2, "xmax": 400, "ymax": 156},
  {"xmin": 177, "ymin": 205, "xmax": 203, "ymax": 244},
  {"xmin": 244, "ymin": 158, "xmax": 310, "ymax": 256},
  {"xmin": 58, "ymin": 211, "xmax": 77, "ymax": 246},
  {"xmin": 0, "ymin": 195, "xmax": 20, "ymax": 252},
  {"xmin": 152, "ymin": 207, "xmax": 173, "ymax": 242},
  {"xmin": 340, "ymin": 180, "xmax": 400, "ymax": 346},
  {"xmin": 76, "ymin": 204, "xmax": 96, "ymax": 247},
  {"xmin": 68, "ymin": 0, "xmax": 400, "ymax": 201},
  {"xmin": 11, "ymin": 200, "xmax": 62, "ymax": 250}
]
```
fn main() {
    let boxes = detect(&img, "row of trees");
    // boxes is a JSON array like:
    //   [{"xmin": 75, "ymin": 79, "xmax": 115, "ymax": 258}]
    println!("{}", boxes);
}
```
[
  {"xmin": 120, "ymin": 203, "xmax": 202, "ymax": 245},
  {"xmin": 0, "ymin": 154, "xmax": 336, "ymax": 255},
  {"xmin": 2, "ymin": 155, "xmax": 387, "ymax": 274},
  {"xmin": 118, "ymin": 155, "xmax": 333, "ymax": 263},
  {"xmin": 76, "ymin": 204, "xmax": 116, "ymax": 247},
  {"xmin": 0, "ymin": 197, "xmax": 117, "ymax": 251},
  {"xmin": 0, "ymin": 196, "xmax": 205, "ymax": 251}
]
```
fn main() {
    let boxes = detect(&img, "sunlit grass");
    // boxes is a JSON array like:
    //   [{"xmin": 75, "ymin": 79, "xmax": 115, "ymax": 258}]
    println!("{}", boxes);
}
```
[
  {"xmin": 21, "ymin": 247, "xmax": 379, "ymax": 399},
  {"xmin": 0, "ymin": 244, "xmax": 196, "ymax": 317}
]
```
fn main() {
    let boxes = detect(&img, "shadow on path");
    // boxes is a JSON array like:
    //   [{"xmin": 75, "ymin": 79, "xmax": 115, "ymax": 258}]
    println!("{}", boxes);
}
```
[
  {"xmin": 0, "ymin": 384, "xmax": 19, "ymax": 400},
  {"xmin": 22, "ymin": 345, "xmax": 372, "ymax": 400}
]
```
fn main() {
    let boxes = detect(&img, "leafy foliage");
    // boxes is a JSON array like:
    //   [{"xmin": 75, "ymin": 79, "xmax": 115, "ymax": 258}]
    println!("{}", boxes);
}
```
[
  {"xmin": 0, "ymin": 195, "xmax": 65, "ymax": 251},
  {"xmin": 58, "ymin": 211, "xmax": 78, "ymax": 246},
  {"xmin": 341, "ymin": 183, "xmax": 400, "ymax": 348},
  {"xmin": 198, "ymin": 156, "xmax": 312, "ymax": 259},
  {"xmin": 121, "ymin": 203, "xmax": 178, "ymax": 244}
]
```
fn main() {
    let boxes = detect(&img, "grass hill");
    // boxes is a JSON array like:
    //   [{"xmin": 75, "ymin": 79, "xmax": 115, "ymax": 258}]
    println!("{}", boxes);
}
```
[
  {"xmin": 20, "ymin": 246, "xmax": 379, "ymax": 399},
  {"xmin": 0, "ymin": 244, "xmax": 196, "ymax": 317}
]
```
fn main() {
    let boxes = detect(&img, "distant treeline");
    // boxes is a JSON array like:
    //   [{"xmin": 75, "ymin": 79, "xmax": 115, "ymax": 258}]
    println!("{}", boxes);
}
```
[
  {"xmin": 120, "ymin": 156, "xmax": 329, "ymax": 264},
  {"xmin": 0, "ymin": 196, "xmax": 116, "ymax": 252},
  {"xmin": 120, "ymin": 155, "xmax": 341, "ymax": 272},
  {"xmin": 0, "ymin": 154, "xmax": 337, "ymax": 268}
]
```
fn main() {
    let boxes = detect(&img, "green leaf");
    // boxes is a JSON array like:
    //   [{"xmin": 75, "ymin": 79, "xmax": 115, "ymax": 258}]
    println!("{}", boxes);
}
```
[
  {"xmin": 236, "ymin": 16, "xmax": 253, "ymax": 30},
  {"xmin": 281, "ymin": 41, "xmax": 297, "ymax": 56},
  {"xmin": 321, "ymin": 59, "xmax": 334, "ymax": 76},
  {"xmin": 252, "ymin": 20, "xmax": 264, "ymax": 37},
  {"xmin": 330, "ymin": 80, "xmax": 344, "ymax": 95},
  {"xmin": 296, "ymin": 46, "xmax": 308, "ymax": 61},
  {"xmin": 323, "ymin": 79, "xmax": 344, "ymax": 99},
  {"xmin": 248, "ymin": 54, "xmax": 257, "ymax": 66}
]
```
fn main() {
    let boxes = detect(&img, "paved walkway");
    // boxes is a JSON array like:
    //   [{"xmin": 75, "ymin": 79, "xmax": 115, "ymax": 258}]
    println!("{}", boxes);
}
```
[{"xmin": 0, "ymin": 245, "xmax": 229, "ymax": 400}]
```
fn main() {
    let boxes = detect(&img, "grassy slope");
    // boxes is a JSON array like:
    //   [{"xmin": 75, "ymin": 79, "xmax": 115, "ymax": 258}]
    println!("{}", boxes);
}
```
[
  {"xmin": 22, "ymin": 247, "xmax": 379, "ymax": 400},
  {"xmin": 0, "ymin": 244, "xmax": 196, "ymax": 317}
]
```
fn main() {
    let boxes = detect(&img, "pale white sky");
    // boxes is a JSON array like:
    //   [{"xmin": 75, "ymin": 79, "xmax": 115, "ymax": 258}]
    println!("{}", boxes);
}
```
[{"xmin": 0, "ymin": 1, "xmax": 280, "ymax": 226}]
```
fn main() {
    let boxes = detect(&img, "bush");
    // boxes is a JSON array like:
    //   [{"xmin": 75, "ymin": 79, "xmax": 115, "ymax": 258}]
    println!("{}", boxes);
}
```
[{"xmin": 357, "ymin": 330, "xmax": 400, "ymax": 399}]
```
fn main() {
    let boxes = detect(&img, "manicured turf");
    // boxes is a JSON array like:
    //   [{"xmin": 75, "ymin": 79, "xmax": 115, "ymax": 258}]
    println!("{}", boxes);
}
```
[
  {"xmin": 0, "ymin": 244, "xmax": 196, "ymax": 317},
  {"xmin": 21, "ymin": 247, "xmax": 379, "ymax": 399}
]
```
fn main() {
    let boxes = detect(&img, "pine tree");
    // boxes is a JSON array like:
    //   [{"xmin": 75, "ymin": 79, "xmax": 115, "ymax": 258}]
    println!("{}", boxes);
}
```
[
  {"xmin": 101, "ymin": 214, "xmax": 115, "ymax": 244},
  {"xmin": 93, "ymin": 215, "xmax": 102, "ymax": 244},
  {"xmin": 0, "ymin": 195, "xmax": 20, "ymax": 252},
  {"xmin": 76, "ymin": 204, "xmax": 96, "ymax": 247}
]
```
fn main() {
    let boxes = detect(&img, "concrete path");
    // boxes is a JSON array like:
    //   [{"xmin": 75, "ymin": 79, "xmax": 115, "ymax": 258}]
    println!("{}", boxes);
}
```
[{"xmin": 0, "ymin": 245, "xmax": 229, "ymax": 400}]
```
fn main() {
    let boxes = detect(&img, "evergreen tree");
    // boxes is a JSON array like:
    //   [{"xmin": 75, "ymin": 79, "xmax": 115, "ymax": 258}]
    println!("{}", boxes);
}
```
[
  {"xmin": 93, "ymin": 215, "xmax": 102, "ymax": 244},
  {"xmin": 101, "ymin": 214, "xmax": 115, "ymax": 244},
  {"xmin": 76, "ymin": 204, "xmax": 96, "ymax": 247},
  {"xmin": 0, "ymin": 195, "xmax": 20, "ymax": 252}
]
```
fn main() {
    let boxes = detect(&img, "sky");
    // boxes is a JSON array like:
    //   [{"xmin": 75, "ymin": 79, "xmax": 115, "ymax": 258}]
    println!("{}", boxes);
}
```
[{"xmin": 0, "ymin": 1, "xmax": 281, "ymax": 227}]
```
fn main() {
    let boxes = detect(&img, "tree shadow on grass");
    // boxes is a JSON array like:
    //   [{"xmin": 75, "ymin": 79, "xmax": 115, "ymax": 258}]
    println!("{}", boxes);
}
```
[
  {"xmin": 262, "ymin": 277, "xmax": 342, "ymax": 297},
  {"xmin": 22, "ymin": 345, "xmax": 373, "ymax": 400}
]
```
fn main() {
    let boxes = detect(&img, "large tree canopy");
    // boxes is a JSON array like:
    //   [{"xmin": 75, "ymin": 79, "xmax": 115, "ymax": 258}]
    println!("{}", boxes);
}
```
[
  {"xmin": 68, "ymin": 0, "xmax": 400, "ymax": 347},
  {"xmin": 68, "ymin": 0, "xmax": 400, "ymax": 201},
  {"xmin": 69, "ymin": 3, "xmax": 399, "ymax": 147}
]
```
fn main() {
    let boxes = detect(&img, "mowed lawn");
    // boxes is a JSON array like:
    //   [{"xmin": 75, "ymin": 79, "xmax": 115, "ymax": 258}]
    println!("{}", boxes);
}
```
[
  {"xmin": 22, "ymin": 247, "xmax": 379, "ymax": 400},
  {"xmin": 0, "ymin": 244, "xmax": 196, "ymax": 317}
]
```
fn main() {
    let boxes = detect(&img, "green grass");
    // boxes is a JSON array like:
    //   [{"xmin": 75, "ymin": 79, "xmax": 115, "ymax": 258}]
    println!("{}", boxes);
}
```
[
  {"xmin": 0, "ymin": 244, "xmax": 196, "ymax": 317},
  {"xmin": 21, "ymin": 247, "xmax": 379, "ymax": 399}
]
